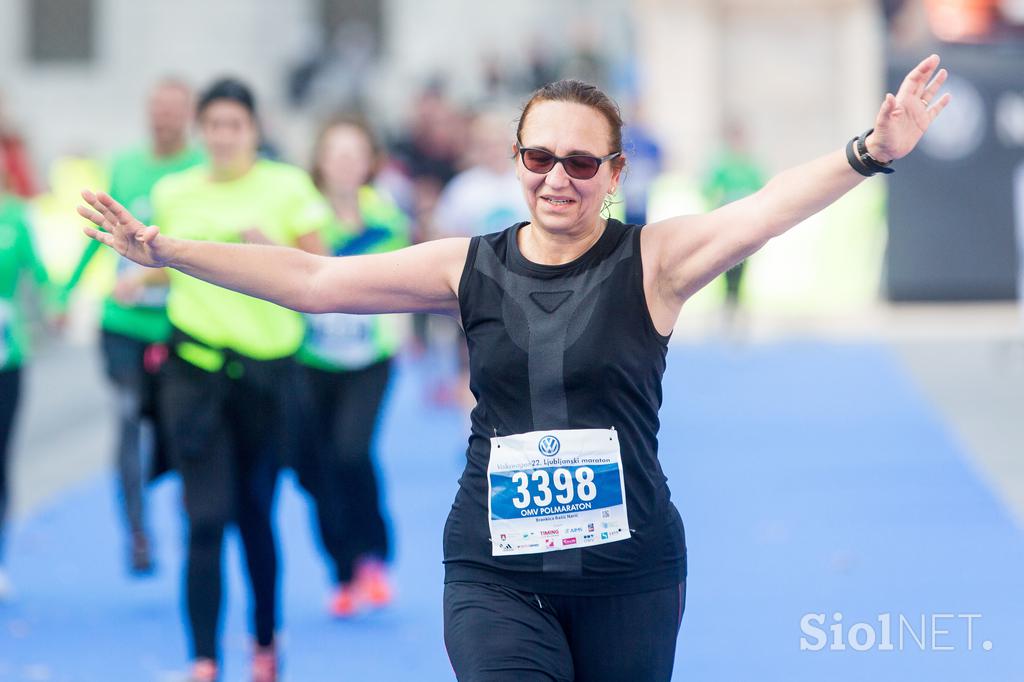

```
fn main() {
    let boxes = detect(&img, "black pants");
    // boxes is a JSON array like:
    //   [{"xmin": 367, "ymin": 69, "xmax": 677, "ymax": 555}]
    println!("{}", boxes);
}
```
[
  {"xmin": 100, "ymin": 331, "xmax": 167, "ymax": 536},
  {"xmin": 293, "ymin": 359, "xmax": 392, "ymax": 584},
  {"xmin": 444, "ymin": 580, "xmax": 686, "ymax": 682},
  {"xmin": 724, "ymin": 261, "xmax": 745, "ymax": 304},
  {"xmin": 0, "ymin": 368, "xmax": 22, "ymax": 562},
  {"xmin": 161, "ymin": 353, "xmax": 285, "ymax": 661}
]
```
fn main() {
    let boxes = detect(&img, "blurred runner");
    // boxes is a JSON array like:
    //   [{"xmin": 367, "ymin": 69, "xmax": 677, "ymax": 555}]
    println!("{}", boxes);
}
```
[
  {"xmin": 621, "ymin": 103, "xmax": 663, "ymax": 226},
  {"xmin": 434, "ymin": 110, "xmax": 523, "ymax": 410},
  {"xmin": 0, "ymin": 92, "xmax": 38, "ymax": 198},
  {"xmin": 0, "ymin": 155, "xmax": 55, "ymax": 599},
  {"xmin": 390, "ymin": 84, "xmax": 465, "ymax": 355},
  {"xmin": 702, "ymin": 121, "xmax": 765, "ymax": 332},
  {"xmin": 295, "ymin": 116, "xmax": 408, "ymax": 618},
  {"xmin": 63, "ymin": 77, "xmax": 203, "ymax": 574},
  {"xmin": 434, "ymin": 111, "xmax": 523, "ymax": 239},
  {"xmin": 150, "ymin": 78, "xmax": 329, "ymax": 682}
]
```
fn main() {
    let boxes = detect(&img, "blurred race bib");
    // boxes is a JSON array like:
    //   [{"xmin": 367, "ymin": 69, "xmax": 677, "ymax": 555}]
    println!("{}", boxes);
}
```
[
  {"xmin": 116, "ymin": 256, "xmax": 168, "ymax": 307},
  {"xmin": 304, "ymin": 312, "xmax": 378, "ymax": 369}
]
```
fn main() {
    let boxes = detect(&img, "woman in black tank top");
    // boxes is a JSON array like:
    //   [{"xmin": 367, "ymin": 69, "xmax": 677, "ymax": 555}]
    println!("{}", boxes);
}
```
[{"xmin": 79, "ymin": 58, "xmax": 951, "ymax": 681}]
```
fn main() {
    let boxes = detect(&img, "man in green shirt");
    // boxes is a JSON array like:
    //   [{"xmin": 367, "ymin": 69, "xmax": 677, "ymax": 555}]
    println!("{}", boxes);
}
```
[
  {"xmin": 64, "ymin": 78, "xmax": 203, "ymax": 575},
  {"xmin": 0, "ymin": 182, "xmax": 53, "ymax": 600},
  {"xmin": 702, "ymin": 121, "xmax": 766, "ymax": 323}
]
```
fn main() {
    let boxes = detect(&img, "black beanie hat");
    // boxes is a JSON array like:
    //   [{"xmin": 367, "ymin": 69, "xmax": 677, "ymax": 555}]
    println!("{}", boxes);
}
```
[{"xmin": 197, "ymin": 77, "xmax": 256, "ymax": 117}]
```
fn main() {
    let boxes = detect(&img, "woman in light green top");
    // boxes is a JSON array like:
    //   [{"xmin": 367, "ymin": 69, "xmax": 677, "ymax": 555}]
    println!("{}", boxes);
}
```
[
  {"xmin": 0, "ymin": 174, "xmax": 53, "ymax": 599},
  {"xmin": 294, "ymin": 116, "xmax": 409, "ymax": 618},
  {"xmin": 147, "ymin": 78, "xmax": 329, "ymax": 682}
]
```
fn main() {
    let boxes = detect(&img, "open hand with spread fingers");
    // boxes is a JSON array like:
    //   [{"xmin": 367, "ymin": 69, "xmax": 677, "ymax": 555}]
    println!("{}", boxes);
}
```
[
  {"xmin": 77, "ymin": 190, "xmax": 173, "ymax": 268},
  {"xmin": 865, "ymin": 54, "xmax": 952, "ymax": 164}
]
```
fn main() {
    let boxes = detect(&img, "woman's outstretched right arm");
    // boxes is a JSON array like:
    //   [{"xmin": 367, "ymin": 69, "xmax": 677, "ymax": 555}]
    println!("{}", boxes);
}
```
[{"xmin": 78, "ymin": 190, "xmax": 468, "ymax": 316}]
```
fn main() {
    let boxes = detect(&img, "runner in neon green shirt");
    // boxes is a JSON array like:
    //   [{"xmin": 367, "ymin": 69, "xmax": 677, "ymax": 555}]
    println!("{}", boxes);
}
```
[
  {"xmin": 148, "ymin": 78, "xmax": 329, "ymax": 682},
  {"xmin": 0, "ymin": 190, "xmax": 54, "ymax": 599},
  {"xmin": 63, "ymin": 79, "xmax": 204, "ymax": 576},
  {"xmin": 292, "ymin": 118, "xmax": 409, "ymax": 619},
  {"xmin": 153, "ymin": 158, "xmax": 329, "ymax": 366}
]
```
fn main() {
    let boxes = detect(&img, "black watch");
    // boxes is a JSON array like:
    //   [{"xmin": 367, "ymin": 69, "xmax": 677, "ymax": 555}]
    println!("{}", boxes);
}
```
[{"xmin": 848, "ymin": 128, "xmax": 894, "ymax": 176}]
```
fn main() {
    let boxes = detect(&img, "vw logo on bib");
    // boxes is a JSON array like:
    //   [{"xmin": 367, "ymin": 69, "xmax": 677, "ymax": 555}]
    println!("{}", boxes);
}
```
[
  {"xmin": 487, "ymin": 428, "xmax": 631, "ymax": 557},
  {"xmin": 538, "ymin": 435, "xmax": 560, "ymax": 457}
]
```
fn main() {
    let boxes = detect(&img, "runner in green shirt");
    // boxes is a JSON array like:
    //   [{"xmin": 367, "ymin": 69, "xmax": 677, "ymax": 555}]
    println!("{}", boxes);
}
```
[
  {"xmin": 148, "ymin": 78, "xmax": 329, "ymax": 682},
  {"xmin": 63, "ymin": 78, "xmax": 203, "ymax": 576},
  {"xmin": 0, "ymin": 188, "xmax": 53, "ymax": 600},
  {"xmin": 702, "ymin": 121, "xmax": 766, "ymax": 319},
  {"xmin": 293, "ymin": 117, "xmax": 409, "ymax": 619}
]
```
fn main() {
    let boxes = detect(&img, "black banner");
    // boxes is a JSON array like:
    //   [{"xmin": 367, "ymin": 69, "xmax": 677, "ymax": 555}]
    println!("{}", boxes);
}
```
[{"xmin": 885, "ymin": 45, "xmax": 1024, "ymax": 301}]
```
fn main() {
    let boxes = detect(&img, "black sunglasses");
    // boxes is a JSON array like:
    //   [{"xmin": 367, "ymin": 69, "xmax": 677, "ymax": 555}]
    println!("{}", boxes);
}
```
[{"xmin": 516, "ymin": 142, "xmax": 621, "ymax": 180}]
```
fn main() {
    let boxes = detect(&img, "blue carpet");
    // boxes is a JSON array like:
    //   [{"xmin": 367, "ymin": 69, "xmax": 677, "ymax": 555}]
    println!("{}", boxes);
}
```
[{"xmin": 2, "ymin": 343, "xmax": 1022, "ymax": 681}]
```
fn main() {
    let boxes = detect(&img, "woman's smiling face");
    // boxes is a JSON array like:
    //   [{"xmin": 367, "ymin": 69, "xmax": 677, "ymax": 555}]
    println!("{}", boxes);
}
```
[{"xmin": 515, "ymin": 100, "xmax": 623, "ymax": 235}]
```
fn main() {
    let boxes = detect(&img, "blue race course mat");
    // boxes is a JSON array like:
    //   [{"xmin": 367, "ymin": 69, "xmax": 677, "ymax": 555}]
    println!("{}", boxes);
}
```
[{"xmin": 3, "ymin": 343, "xmax": 1022, "ymax": 681}]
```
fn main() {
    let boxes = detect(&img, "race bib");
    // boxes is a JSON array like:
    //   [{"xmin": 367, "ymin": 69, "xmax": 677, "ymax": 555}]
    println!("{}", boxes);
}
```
[
  {"xmin": 488, "ymin": 428, "xmax": 631, "ymax": 557},
  {"xmin": 304, "ymin": 312, "xmax": 378, "ymax": 369},
  {"xmin": 0, "ymin": 299, "xmax": 13, "ymax": 366}
]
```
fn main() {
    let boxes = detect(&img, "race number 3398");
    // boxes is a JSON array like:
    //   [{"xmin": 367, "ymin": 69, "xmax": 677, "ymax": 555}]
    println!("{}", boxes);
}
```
[{"xmin": 487, "ymin": 428, "xmax": 631, "ymax": 557}]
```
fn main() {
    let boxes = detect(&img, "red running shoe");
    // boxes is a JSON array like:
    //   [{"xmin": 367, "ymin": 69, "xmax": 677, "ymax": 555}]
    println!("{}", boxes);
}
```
[
  {"xmin": 251, "ymin": 644, "xmax": 278, "ymax": 682},
  {"xmin": 329, "ymin": 582, "xmax": 363, "ymax": 618},
  {"xmin": 355, "ymin": 559, "xmax": 393, "ymax": 609},
  {"xmin": 188, "ymin": 658, "xmax": 218, "ymax": 682}
]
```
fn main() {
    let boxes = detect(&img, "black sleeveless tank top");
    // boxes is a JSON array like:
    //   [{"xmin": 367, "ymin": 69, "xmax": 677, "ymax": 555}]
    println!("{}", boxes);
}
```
[{"xmin": 444, "ymin": 218, "xmax": 687, "ymax": 596}]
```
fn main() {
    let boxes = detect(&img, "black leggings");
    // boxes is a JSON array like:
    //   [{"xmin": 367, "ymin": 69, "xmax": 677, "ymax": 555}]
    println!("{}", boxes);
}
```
[
  {"xmin": 0, "ymin": 368, "xmax": 22, "ymax": 562},
  {"xmin": 724, "ymin": 260, "xmax": 745, "ymax": 304},
  {"xmin": 161, "ymin": 354, "xmax": 284, "ymax": 661},
  {"xmin": 100, "ymin": 331, "xmax": 167, "ymax": 536},
  {"xmin": 444, "ymin": 580, "xmax": 686, "ymax": 682},
  {"xmin": 293, "ymin": 359, "xmax": 392, "ymax": 584}
]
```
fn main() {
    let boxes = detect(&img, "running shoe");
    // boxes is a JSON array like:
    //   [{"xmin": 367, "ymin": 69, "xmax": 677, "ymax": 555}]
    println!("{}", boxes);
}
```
[
  {"xmin": 251, "ymin": 644, "xmax": 278, "ymax": 682},
  {"xmin": 187, "ymin": 658, "xmax": 218, "ymax": 682},
  {"xmin": 329, "ymin": 582, "xmax": 362, "ymax": 618},
  {"xmin": 355, "ymin": 558, "xmax": 393, "ymax": 609},
  {"xmin": 130, "ymin": 531, "xmax": 154, "ymax": 575}
]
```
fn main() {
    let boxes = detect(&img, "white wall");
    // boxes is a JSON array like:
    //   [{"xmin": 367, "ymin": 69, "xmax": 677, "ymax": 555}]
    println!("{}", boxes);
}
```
[
  {"xmin": 634, "ymin": 0, "xmax": 884, "ymax": 175},
  {"xmin": 0, "ymin": 0, "xmax": 319, "ymax": 173}
]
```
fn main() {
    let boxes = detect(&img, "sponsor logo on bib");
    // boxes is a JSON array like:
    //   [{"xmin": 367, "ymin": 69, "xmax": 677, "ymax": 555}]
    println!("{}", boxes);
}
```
[{"xmin": 538, "ymin": 435, "xmax": 561, "ymax": 457}]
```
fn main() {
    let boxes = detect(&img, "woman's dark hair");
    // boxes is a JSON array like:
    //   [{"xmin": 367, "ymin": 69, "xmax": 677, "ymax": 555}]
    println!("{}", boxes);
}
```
[
  {"xmin": 515, "ymin": 79, "xmax": 626, "ymax": 171},
  {"xmin": 310, "ymin": 114, "xmax": 382, "ymax": 190},
  {"xmin": 197, "ymin": 77, "xmax": 257, "ymax": 118}
]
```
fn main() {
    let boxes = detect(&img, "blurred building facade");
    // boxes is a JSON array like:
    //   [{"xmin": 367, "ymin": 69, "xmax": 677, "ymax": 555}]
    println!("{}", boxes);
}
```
[
  {"xmin": 0, "ymin": 0, "xmax": 881, "ymax": 177},
  {"xmin": 4, "ymin": 0, "xmax": 1020, "ymax": 304},
  {"xmin": 635, "ymin": 0, "xmax": 884, "ymax": 175}
]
